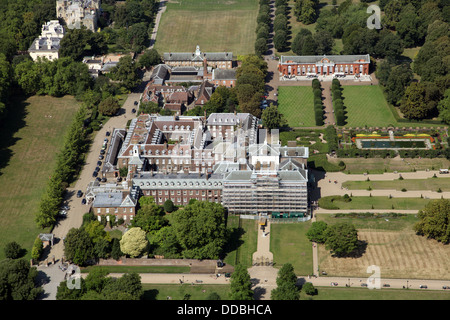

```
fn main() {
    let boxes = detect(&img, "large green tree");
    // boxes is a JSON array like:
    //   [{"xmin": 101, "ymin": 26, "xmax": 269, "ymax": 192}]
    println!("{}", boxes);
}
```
[
  {"xmin": 230, "ymin": 264, "xmax": 254, "ymax": 300},
  {"xmin": 0, "ymin": 258, "xmax": 42, "ymax": 300},
  {"xmin": 64, "ymin": 228, "xmax": 95, "ymax": 266},
  {"xmin": 324, "ymin": 222, "xmax": 359, "ymax": 257},
  {"xmin": 261, "ymin": 104, "xmax": 287, "ymax": 129},
  {"xmin": 399, "ymin": 82, "xmax": 430, "ymax": 120},
  {"xmin": 170, "ymin": 201, "xmax": 226, "ymax": 259},
  {"xmin": 271, "ymin": 263, "xmax": 300, "ymax": 300},
  {"xmin": 414, "ymin": 199, "xmax": 450, "ymax": 244}
]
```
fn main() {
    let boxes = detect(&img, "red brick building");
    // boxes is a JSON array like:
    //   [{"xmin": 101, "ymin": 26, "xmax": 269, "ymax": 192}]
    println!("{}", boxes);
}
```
[{"xmin": 278, "ymin": 54, "xmax": 370, "ymax": 77}]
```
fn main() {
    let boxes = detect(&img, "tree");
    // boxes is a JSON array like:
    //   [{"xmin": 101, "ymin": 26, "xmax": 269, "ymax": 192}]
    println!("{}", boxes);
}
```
[
  {"xmin": 262, "ymin": 104, "xmax": 287, "ymax": 129},
  {"xmin": 64, "ymin": 228, "xmax": 95, "ymax": 266},
  {"xmin": 137, "ymin": 49, "xmax": 161, "ymax": 69},
  {"xmin": 399, "ymin": 82, "xmax": 429, "ymax": 120},
  {"xmin": 170, "ymin": 201, "xmax": 226, "ymax": 259},
  {"xmin": 255, "ymin": 37, "xmax": 268, "ymax": 56},
  {"xmin": 109, "ymin": 55, "xmax": 140, "ymax": 90},
  {"xmin": 4, "ymin": 241, "xmax": 24, "ymax": 259},
  {"xmin": 385, "ymin": 63, "xmax": 413, "ymax": 106},
  {"xmin": 306, "ymin": 221, "xmax": 328, "ymax": 243},
  {"xmin": 230, "ymin": 264, "xmax": 254, "ymax": 300},
  {"xmin": 163, "ymin": 199, "xmax": 175, "ymax": 213},
  {"xmin": 296, "ymin": 0, "xmax": 318, "ymax": 24},
  {"xmin": 314, "ymin": 30, "xmax": 334, "ymax": 55},
  {"xmin": 414, "ymin": 199, "xmax": 450, "ymax": 243},
  {"xmin": 274, "ymin": 30, "xmax": 288, "ymax": 52},
  {"xmin": 302, "ymin": 282, "xmax": 317, "ymax": 295},
  {"xmin": 31, "ymin": 236, "xmax": 43, "ymax": 263},
  {"xmin": 324, "ymin": 222, "xmax": 359, "ymax": 256},
  {"xmin": 120, "ymin": 227, "xmax": 148, "ymax": 258},
  {"xmin": 101, "ymin": 272, "xmax": 143, "ymax": 300},
  {"xmin": 0, "ymin": 258, "xmax": 42, "ymax": 300},
  {"xmin": 131, "ymin": 196, "xmax": 166, "ymax": 233},
  {"xmin": 271, "ymin": 263, "xmax": 299, "ymax": 300},
  {"xmin": 396, "ymin": 3, "xmax": 426, "ymax": 48},
  {"xmin": 438, "ymin": 88, "xmax": 450, "ymax": 124},
  {"xmin": 59, "ymin": 28, "xmax": 92, "ymax": 61},
  {"xmin": 291, "ymin": 29, "xmax": 312, "ymax": 55},
  {"xmin": 98, "ymin": 96, "xmax": 120, "ymax": 116}
]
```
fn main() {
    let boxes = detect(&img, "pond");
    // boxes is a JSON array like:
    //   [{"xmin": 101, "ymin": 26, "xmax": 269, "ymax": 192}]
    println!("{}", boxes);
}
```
[{"xmin": 359, "ymin": 139, "xmax": 428, "ymax": 149}]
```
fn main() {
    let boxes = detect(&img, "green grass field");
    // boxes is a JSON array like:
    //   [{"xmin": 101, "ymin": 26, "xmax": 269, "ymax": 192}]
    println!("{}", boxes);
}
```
[
  {"xmin": 0, "ymin": 95, "xmax": 80, "ymax": 260},
  {"xmin": 224, "ymin": 216, "xmax": 258, "ymax": 268},
  {"xmin": 342, "ymin": 177, "xmax": 450, "ymax": 192},
  {"xmin": 340, "ymin": 85, "xmax": 398, "ymax": 128},
  {"xmin": 270, "ymin": 221, "xmax": 313, "ymax": 275},
  {"xmin": 330, "ymin": 157, "xmax": 450, "ymax": 174},
  {"xmin": 154, "ymin": 0, "xmax": 258, "ymax": 55},
  {"xmin": 318, "ymin": 195, "xmax": 430, "ymax": 210},
  {"xmin": 277, "ymin": 86, "xmax": 316, "ymax": 127}
]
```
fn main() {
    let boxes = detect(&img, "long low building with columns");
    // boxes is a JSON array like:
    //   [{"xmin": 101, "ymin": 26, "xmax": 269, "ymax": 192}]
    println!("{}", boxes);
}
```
[{"xmin": 278, "ymin": 54, "xmax": 370, "ymax": 77}]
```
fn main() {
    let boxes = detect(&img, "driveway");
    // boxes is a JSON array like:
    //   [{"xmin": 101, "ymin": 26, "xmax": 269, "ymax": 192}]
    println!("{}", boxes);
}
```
[{"xmin": 38, "ymin": 93, "xmax": 141, "ymax": 299}]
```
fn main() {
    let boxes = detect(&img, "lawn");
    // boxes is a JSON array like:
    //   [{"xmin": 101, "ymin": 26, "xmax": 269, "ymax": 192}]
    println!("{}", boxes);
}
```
[
  {"xmin": 316, "ymin": 213, "xmax": 450, "ymax": 280},
  {"xmin": 142, "ymin": 284, "xmax": 231, "ymax": 300},
  {"xmin": 340, "ymin": 85, "xmax": 399, "ymax": 128},
  {"xmin": 270, "ymin": 221, "xmax": 313, "ymax": 275},
  {"xmin": 342, "ymin": 177, "xmax": 450, "ymax": 192},
  {"xmin": 318, "ymin": 195, "xmax": 430, "ymax": 210},
  {"xmin": 0, "ymin": 95, "xmax": 80, "ymax": 260},
  {"xmin": 223, "ymin": 216, "xmax": 258, "ymax": 269},
  {"xmin": 154, "ymin": 0, "xmax": 258, "ymax": 55},
  {"xmin": 329, "ymin": 157, "xmax": 450, "ymax": 174},
  {"xmin": 301, "ymin": 287, "xmax": 450, "ymax": 300},
  {"xmin": 277, "ymin": 86, "xmax": 316, "ymax": 127}
]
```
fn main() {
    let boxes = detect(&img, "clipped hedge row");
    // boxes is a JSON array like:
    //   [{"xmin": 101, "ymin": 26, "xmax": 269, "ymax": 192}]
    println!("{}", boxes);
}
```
[
  {"xmin": 332, "ymin": 79, "xmax": 346, "ymax": 126},
  {"xmin": 312, "ymin": 79, "xmax": 324, "ymax": 126}
]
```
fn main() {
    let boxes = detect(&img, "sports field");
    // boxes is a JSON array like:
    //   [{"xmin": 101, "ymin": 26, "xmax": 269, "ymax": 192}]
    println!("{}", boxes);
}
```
[
  {"xmin": 340, "ymin": 85, "xmax": 398, "ymax": 128},
  {"xmin": 0, "ymin": 95, "xmax": 80, "ymax": 260},
  {"xmin": 154, "ymin": 0, "xmax": 258, "ymax": 55},
  {"xmin": 277, "ymin": 86, "xmax": 316, "ymax": 127}
]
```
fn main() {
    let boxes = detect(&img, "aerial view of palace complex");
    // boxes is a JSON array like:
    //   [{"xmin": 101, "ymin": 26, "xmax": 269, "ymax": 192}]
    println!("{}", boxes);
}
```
[{"xmin": 0, "ymin": 0, "xmax": 449, "ymax": 305}]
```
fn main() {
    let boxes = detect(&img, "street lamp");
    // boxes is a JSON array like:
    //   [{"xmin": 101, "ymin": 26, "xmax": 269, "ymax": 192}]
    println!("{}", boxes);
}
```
[{"xmin": 407, "ymin": 280, "xmax": 409, "ymax": 289}]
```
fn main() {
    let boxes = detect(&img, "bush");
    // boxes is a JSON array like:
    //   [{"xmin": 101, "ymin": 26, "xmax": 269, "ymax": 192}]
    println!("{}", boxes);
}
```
[{"xmin": 163, "ymin": 199, "xmax": 175, "ymax": 213}]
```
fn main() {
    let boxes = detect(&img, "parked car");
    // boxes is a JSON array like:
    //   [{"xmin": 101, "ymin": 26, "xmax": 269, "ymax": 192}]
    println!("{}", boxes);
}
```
[
  {"xmin": 101, "ymin": 177, "xmax": 107, "ymax": 183},
  {"xmin": 98, "ymin": 155, "xmax": 104, "ymax": 160},
  {"xmin": 76, "ymin": 190, "xmax": 83, "ymax": 198},
  {"xmin": 105, "ymin": 131, "xmax": 110, "ymax": 137},
  {"xmin": 94, "ymin": 166, "xmax": 100, "ymax": 172},
  {"xmin": 225, "ymin": 273, "xmax": 231, "ymax": 278},
  {"xmin": 97, "ymin": 160, "xmax": 102, "ymax": 166},
  {"xmin": 100, "ymin": 149, "xmax": 105, "ymax": 155},
  {"xmin": 81, "ymin": 198, "xmax": 86, "ymax": 205},
  {"xmin": 58, "ymin": 210, "xmax": 67, "ymax": 217},
  {"xmin": 104, "ymin": 138, "xmax": 108, "ymax": 143},
  {"xmin": 131, "ymin": 108, "xmax": 136, "ymax": 113},
  {"xmin": 92, "ymin": 171, "xmax": 98, "ymax": 177},
  {"xmin": 442, "ymin": 286, "xmax": 448, "ymax": 289},
  {"xmin": 61, "ymin": 205, "xmax": 69, "ymax": 211},
  {"xmin": 134, "ymin": 101, "xmax": 138, "ymax": 106},
  {"xmin": 419, "ymin": 285, "xmax": 428, "ymax": 289},
  {"xmin": 382, "ymin": 284, "xmax": 390, "ymax": 287},
  {"xmin": 361, "ymin": 283, "xmax": 368, "ymax": 287}
]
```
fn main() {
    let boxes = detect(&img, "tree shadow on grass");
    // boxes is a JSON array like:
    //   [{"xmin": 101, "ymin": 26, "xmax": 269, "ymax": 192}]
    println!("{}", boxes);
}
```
[
  {"xmin": 330, "ymin": 240, "xmax": 368, "ymax": 259},
  {"xmin": 0, "ymin": 96, "xmax": 29, "ymax": 177}
]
